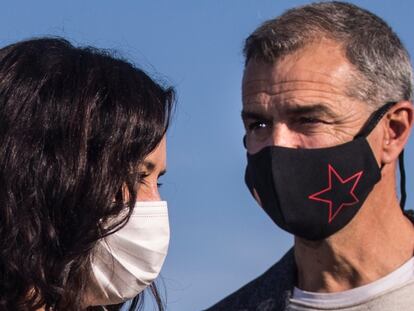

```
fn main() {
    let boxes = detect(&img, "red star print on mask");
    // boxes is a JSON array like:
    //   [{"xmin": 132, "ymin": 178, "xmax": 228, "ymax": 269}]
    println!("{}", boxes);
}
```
[{"xmin": 308, "ymin": 164, "xmax": 363, "ymax": 223}]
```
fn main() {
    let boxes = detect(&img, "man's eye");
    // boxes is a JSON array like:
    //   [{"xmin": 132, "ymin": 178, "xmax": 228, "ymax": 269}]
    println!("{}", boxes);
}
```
[
  {"xmin": 297, "ymin": 117, "xmax": 323, "ymax": 124},
  {"xmin": 248, "ymin": 121, "xmax": 270, "ymax": 132}
]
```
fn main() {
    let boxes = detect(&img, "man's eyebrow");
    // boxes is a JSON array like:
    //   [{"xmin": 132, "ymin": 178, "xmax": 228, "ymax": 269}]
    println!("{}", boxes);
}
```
[
  {"xmin": 241, "ymin": 110, "xmax": 271, "ymax": 120},
  {"xmin": 241, "ymin": 104, "xmax": 337, "ymax": 122},
  {"xmin": 285, "ymin": 104, "xmax": 336, "ymax": 118}
]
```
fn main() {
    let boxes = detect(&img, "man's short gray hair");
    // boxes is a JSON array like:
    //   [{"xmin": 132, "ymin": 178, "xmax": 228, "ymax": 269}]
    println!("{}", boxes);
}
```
[{"xmin": 244, "ymin": 1, "xmax": 413, "ymax": 108}]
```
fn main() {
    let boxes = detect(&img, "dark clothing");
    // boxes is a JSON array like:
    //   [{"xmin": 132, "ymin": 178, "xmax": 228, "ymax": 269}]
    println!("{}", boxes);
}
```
[{"xmin": 205, "ymin": 249, "xmax": 296, "ymax": 311}]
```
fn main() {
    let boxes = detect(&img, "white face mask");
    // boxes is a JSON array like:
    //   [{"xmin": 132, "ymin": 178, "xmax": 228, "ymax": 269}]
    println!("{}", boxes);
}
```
[{"xmin": 85, "ymin": 201, "xmax": 170, "ymax": 306}]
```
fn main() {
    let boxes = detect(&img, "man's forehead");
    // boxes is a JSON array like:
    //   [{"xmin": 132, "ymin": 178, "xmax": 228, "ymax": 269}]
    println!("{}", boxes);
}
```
[
  {"xmin": 242, "ymin": 40, "xmax": 354, "ymax": 98},
  {"xmin": 241, "ymin": 83, "xmax": 348, "ymax": 114},
  {"xmin": 242, "ymin": 79, "xmax": 345, "ymax": 101}
]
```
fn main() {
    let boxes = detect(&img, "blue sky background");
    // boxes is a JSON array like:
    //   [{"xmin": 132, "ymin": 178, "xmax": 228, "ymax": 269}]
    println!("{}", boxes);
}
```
[{"xmin": 1, "ymin": 1, "xmax": 413, "ymax": 310}]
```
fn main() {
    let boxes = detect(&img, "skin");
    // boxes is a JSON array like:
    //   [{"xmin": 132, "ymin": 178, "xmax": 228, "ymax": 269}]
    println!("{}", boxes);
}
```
[
  {"xmin": 242, "ymin": 38, "xmax": 414, "ymax": 293},
  {"xmin": 136, "ymin": 136, "xmax": 167, "ymax": 201},
  {"xmin": 79, "ymin": 137, "xmax": 167, "ymax": 309}
]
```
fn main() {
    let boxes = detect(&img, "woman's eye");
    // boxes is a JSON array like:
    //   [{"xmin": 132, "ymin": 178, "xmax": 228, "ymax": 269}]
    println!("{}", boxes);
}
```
[{"xmin": 136, "ymin": 172, "xmax": 149, "ymax": 184}]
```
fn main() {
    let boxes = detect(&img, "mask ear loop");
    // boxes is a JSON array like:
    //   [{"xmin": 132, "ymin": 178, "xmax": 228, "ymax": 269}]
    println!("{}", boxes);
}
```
[
  {"xmin": 354, "ymin": 101, "xmax": 406, "ymax": 211},
  {"xmin": 354, "ymin": 102, "xmax": 396, "ymax": 138},
  {"xmin": 399, "ymin": 150, "xmax": 406, "ymax": 210}
]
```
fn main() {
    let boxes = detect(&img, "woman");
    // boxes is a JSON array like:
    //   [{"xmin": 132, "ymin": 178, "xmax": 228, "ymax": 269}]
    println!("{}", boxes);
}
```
[{"xmin": 0, "ymin": 38, "xmax": 174, "ymax": 310}]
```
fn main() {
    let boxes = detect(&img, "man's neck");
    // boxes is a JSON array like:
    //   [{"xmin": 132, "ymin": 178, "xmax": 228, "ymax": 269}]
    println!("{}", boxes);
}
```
[{"xmin": 294, "ymin": 179, "xmax": 414, "ymax": 293}]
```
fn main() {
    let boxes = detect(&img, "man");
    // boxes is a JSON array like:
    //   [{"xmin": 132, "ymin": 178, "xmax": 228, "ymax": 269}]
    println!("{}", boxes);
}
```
[{"xmin": 207, "ymin": 2, "xmax": 414, "ymax": 310}]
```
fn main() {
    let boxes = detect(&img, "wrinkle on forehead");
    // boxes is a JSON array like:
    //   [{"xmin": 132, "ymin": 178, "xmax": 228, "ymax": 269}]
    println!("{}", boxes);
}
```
[
  {"xmin": 243, "ymin": 80, "xmax": 346, "ymax": 100},
  {"xmin": 242, "ymin": 38, "xmax": 356, "ymax": 99},
  {"xmin": 242, "ymin": 39, "xmax": 367, "ymax": 118}
]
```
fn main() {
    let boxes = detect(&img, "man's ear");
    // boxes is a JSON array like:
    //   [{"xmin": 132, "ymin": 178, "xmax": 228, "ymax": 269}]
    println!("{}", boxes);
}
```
[{"xmin": 381, "ymin": 101, "xmax": 413, "ymax": 164}]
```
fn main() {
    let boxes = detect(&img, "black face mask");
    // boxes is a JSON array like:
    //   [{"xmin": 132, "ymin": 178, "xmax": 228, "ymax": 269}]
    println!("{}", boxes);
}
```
[{"xmin": 245, "ymin": 102, "xmax": 405, "ymax": 241}]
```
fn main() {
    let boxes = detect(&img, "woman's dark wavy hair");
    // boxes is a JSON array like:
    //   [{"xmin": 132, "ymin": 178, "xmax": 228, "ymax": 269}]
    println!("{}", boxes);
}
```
[{"xmin": 0, "ymin": 37, "xmax": 174, "ymax": 310}]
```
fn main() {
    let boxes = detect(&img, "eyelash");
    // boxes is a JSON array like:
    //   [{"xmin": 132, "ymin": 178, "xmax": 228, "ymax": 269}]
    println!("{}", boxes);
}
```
[
  {"xmin": 297, "ymin": 117, "xmax": 322, "ymax": 124},
  {"xmin": 137, "ymin": 172, "xmax": 149, "ymax": 179},
  {"xmin": 247, "ymin": 117, "xmax": 323, "ymax": 128},
  {"xmin": 246, "ymin": 117, "xmax": 331, "ymax": 134},
  {"xmin": 136, "ymin": 172, "xmax": 163, "ymax": 188}
]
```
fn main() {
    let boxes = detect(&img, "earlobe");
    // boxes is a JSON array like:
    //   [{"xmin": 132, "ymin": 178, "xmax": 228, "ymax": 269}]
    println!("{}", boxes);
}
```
[{"xmin": 381, "ymin": 101, "xmax": 413, "ymax": 164}]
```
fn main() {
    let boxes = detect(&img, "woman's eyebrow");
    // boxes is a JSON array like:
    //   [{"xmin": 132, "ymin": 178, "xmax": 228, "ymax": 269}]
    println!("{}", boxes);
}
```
[{"xmin": 142, "ymin": 160, "xmax": 155, "ymax": 172}]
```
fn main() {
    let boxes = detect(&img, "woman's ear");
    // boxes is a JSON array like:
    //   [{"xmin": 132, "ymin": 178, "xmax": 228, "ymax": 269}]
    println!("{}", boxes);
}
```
[{"xmin": 381, "ymin": 101, "xmax": 413, "ymax": 164}]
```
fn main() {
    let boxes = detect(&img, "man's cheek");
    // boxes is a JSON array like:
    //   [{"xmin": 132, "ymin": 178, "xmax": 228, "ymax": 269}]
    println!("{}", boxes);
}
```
[{"xmin": 252, "ymin": 188, "xmax": 263, "ymax": 206}]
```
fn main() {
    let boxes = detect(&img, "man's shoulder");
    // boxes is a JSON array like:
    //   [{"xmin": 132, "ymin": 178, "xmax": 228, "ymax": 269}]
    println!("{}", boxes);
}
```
[{"xmin": 205, "ymin": 248, "xmax": 296, "ymax": 311}]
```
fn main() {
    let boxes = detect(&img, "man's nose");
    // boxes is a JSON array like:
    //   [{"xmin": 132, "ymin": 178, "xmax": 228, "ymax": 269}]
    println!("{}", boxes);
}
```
[
  {"xmin": 270, "ymin": 123, "xmax": 298, "ymax": 148},
  {"xmin": 249, "ymin": 123, "xmax": 298, "ymax": 154}
]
